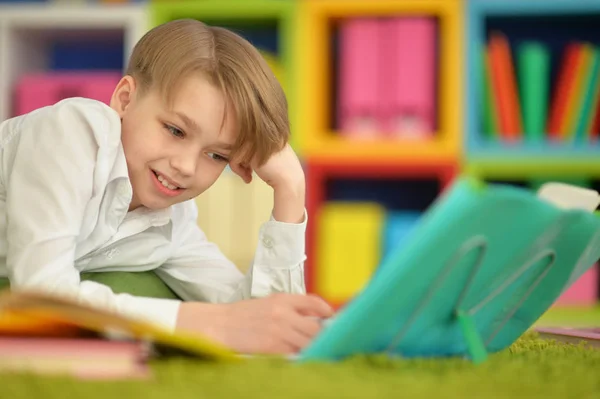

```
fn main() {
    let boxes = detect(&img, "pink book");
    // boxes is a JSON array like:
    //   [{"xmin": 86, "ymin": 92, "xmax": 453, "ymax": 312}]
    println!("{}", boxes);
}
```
[
  {"xmin": 555, "ymin": 264, "xmax": 598, "ymax": 306},
  {"xmin": 0, "ymin": 337, "xmax": 149, "ymax": 380},
  {"xmin": 380, "ymin": 17, "xmax": 437, "ymax": 138},
  {"xmin": 338, "ymin": 18, "xmax": 383, "ymax": 138},
  {"xmin": 536, "ymin": 327, "xmax": 600, "ymax": 348},
  {"xmin": 14, "ymin": 72, "xmax": 121, "ymax": 115}
]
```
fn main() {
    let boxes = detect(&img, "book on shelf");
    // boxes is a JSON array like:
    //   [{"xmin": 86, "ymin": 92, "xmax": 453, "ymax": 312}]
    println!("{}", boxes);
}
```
[
  {"xmin": 337, "ymin": 16, "xmax": 437, "ymax": 140},
  {"xmin": 482, "ymin": 32, "xmax": 600, "ymax": 144}
]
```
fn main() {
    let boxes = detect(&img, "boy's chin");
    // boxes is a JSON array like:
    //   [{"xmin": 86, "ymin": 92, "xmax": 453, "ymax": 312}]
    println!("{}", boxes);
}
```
[
  {"xmin": 143, "ymin": 194, "xmax": 195, "ymax": 210},
  {"xmin": 138, "ymin": 195, "xmax": 178, "ymax": 210}
]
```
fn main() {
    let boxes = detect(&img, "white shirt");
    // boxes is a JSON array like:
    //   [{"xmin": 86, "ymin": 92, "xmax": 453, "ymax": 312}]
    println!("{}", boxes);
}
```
[{"xmin": 0, "ymin": 98, "xmax": 307, "ymax": 332}]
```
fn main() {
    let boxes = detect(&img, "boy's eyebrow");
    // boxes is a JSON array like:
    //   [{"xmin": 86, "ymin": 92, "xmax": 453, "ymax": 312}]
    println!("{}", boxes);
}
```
[
  {"xmin": 214, "ymin": 143, "xmax": 234, "ymax": 151},
  {"xmin": 175, "ymin": 112, "xmax": 202, "ymax": 133}
]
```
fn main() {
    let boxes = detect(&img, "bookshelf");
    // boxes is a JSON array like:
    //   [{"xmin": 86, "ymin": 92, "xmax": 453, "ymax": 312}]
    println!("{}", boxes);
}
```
[
  {"xmin": 297, "ymin": 0, "xmax": 463, "ymax": 306},
  {"xmin": 0, "ymin": 0, "xmax": 597, "ymax": 309},
  {"xmin": 465, "ymin": 0, "xmax": 600, "ymax": 308}
]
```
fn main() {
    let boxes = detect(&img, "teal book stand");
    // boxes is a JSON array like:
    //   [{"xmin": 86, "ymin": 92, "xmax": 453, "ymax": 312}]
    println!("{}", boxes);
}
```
[{"xmin": 298, "ymin": 178, "xmax": 600, "ymax": 363}]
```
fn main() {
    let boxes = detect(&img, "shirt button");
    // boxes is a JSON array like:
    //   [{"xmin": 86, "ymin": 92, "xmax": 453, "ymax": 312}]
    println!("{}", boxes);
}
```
[
  {"xmin": 262, "ymin": 236, "xmax": 274, "ymax": 249},
  {"xmin": 105, "ymin": 248, "xmax": 119, "ymax": 259}
]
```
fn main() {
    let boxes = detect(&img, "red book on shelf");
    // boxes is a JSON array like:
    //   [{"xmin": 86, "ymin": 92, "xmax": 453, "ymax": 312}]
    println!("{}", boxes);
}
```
[
  {"xmin": 589, "ymin": 87, "xmax": 600, "ymax": 142},
  {"xmin": 487, "ymin": 32, "xmax": 523, "ymax": 141},
  {"xmin": 546, "ymin": 43, "xmax": 583, "ymax": 140}
]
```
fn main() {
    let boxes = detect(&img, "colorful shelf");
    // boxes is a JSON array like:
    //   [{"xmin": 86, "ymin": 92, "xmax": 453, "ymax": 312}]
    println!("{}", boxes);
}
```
[{"xmin": 0, "ymin": 0, "xmax": 598, "ymax": 308}]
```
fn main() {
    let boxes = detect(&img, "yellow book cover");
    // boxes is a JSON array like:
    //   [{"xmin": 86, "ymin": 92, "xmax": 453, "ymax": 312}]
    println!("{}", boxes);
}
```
[{"xmin": 0, "ymin": 289, "xmax": 239, "ymax": 361}]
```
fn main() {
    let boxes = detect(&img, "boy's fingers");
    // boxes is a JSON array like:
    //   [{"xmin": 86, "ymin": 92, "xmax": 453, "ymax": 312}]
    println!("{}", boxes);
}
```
[
  {"xmin": 229, "ymin": 163, "xmax": 252, "ymax": 184},
  {"xmin": 288, "ymin": 294, "xmax": 334, "ymax": 318},
  {"xmin": 283, "ymin": 326, "xmax": 314, "ymax": 353},
  {"xmin": 291, "ymin": 314, "xmax": 322, "ymax": 339}
]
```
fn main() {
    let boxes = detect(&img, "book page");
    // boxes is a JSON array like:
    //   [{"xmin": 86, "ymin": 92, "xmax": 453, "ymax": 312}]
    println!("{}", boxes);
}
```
[{"xmin": 536, "ymin": 182, "xmax": 600, "ymax": 212}]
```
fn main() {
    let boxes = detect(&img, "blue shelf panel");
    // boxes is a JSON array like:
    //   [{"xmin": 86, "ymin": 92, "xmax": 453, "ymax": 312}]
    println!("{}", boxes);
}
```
[
  {"xmin": 468, "ymin": 141, "xmax": 600, "ymax": 160},
  {"xmin": 469, "ymin": 0, "xmax": 600, "ymax": 16},
  {"xmin": 465, "ymin": 0, "xmax": 600, "ymax": 160}
]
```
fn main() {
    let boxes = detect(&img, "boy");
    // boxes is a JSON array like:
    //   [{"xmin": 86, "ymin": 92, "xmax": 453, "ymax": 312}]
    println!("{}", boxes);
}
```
[{"xmin": 0, "ymin": 19, "xmax": 333, "ymax": 355}]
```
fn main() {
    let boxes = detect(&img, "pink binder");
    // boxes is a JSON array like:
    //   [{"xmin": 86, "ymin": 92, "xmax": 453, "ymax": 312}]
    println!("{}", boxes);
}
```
[
  {"xmin": 380, "ymin": 17, "xmax": 437, "ymax": 138},
  {"xmin": 555, "ymin": 264, "xmax": 598, "ymax": 306},
  {"xmin": 14, "ymin": 72, "xmax": 121, "ymax": 116},
  {"xmin": 338, "ymin": 18, "xmax": 383, "ymax": 137}
]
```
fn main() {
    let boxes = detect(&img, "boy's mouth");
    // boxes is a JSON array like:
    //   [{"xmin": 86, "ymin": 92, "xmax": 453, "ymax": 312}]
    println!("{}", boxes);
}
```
[{"xmin": 151, "ymin": 170, "xmax": 183, "ymax": 195}]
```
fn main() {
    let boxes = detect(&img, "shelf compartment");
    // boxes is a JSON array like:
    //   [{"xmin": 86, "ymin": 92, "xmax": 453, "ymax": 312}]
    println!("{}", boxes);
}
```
[
  {"xmin": 297, "ymin": 0, "xmax": 463, "ymax": 161},
  {"xmin": 305, "ymin": 156, "xmax": 458, "ymax": 304},
  {"xmin": 0, "ymin": 2, "xmax": 147, "ymax": 121},
  {"xmin": 466, "ymin": 0, "xmax": 600, "ymax": 160},
  {"xmin": 150, "ymin": 0, "xmax": 298, "ymax": 148}
]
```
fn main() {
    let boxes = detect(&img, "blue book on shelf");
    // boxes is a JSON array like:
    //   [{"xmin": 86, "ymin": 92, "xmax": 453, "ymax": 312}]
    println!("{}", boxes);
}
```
[
  {"xmin": 298, "ymin": 177, "xmax": 600, "ymax": 364},
  {"xmin": 381, "ymin": 211, "xmax": 421, "ymax": 266}
]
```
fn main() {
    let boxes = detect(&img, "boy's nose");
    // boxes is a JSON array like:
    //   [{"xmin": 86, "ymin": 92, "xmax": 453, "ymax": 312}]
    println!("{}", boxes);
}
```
[{"xmin": 170, "ymin": 153, "xmax": 197, "ymax": 178}]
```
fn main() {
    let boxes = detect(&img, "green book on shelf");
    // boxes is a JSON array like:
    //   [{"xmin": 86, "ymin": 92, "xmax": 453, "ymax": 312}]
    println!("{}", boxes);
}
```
[
  {"xmin": 574, "ymin": 46, "xmax": 600, "ymax": 142},
  {"xmin": 481, "ymin": 46, "xmax": 498, "ymax": 139},
  {"xmin": 517, "ymin": 42, "xmax": 549, "ymax": 142}
]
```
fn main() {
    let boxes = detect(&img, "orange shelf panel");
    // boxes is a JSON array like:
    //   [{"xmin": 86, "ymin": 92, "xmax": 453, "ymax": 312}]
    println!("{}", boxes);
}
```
[{"xmin": 304, "ymin": 131, "xmax": 458, "ymax": 162}]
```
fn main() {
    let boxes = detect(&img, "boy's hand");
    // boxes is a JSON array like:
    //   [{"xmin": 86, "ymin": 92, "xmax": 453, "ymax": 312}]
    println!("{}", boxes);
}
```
[
  {"xmin": 230, "ymin": 144, "xmax": 306, "ymax": 223},
  {"xmin": 230, "ymin": 144, "xmax": 304, "ymax": 188},
  {"xmin": 254, "ymin": 144, "xmax": 305, "ymax": 190},
  {"xmin": 176, "ymin": 293, "xmax": 334, "ymax": 355}
]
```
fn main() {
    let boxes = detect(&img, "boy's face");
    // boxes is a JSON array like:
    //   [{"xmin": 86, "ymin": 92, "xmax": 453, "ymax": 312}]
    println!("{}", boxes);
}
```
[{"xmin": 111, "ymin": 74, "xmax": 237, "ymax": 211}]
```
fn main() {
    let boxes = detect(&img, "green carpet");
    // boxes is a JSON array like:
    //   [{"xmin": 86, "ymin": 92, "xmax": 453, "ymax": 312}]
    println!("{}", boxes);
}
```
[
  {"xmin": 0, "ymin": 332, "xmax": 599, "ymax": 398},
  {"xmin": 0, "ymin": 271, "xmax": 599, "ymax": 398}
]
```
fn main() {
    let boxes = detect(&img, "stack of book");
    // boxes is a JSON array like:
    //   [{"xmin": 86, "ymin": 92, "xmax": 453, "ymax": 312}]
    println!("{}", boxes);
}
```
[{"xmin": 0, "ymin": 290, "xmax": 236, "ymax": 380}]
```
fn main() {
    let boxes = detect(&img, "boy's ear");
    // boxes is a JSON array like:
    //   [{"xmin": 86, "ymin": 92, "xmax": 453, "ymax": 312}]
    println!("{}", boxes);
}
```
[{"xmin": 110, "ymin": 76, "xmax": 137, "ymax": 117}]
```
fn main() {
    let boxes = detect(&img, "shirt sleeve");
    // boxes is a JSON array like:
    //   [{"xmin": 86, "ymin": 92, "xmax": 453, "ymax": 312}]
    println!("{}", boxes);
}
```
[
  {"xmin": 4, "ymin": 99, "xmax": 181, "ymax": 332},
  {"xmin": 154, "ymin": 199, "xmax": 307, "ymax": 303}
]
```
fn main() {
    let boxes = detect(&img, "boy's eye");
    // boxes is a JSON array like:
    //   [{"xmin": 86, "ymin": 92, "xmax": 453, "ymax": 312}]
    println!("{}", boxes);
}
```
[
  {"xmin": 208, "ymin": 152, "xmax": 229, "ymax": 163},
  {"xmin": 164, "ymin": 124, "xmax": 184, "ymax": 138}
]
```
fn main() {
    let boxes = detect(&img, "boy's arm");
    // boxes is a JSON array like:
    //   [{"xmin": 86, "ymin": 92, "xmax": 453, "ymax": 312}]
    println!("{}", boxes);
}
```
[
  {"xmin": 154, "ymin": 199, "xmax": 307, "ymax": 303},
  {"xmin": 5, "ymin": 100, "xmax": 181, "ymax": 331}
]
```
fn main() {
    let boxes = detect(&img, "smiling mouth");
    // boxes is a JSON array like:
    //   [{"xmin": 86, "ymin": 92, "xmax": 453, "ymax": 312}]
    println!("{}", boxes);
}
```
[{"xmin": 151, "ymin": 170, "xmax": 183, "ymax": 194}]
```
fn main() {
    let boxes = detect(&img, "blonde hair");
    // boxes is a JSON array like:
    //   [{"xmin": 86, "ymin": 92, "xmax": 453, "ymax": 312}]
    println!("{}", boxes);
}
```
[{"xmin": 126, "ymin": 19, "xmax": 289, "ymax": 166}]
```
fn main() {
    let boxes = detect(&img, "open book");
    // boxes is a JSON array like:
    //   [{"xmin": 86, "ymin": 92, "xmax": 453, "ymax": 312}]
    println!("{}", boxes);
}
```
[
  {"xmin": 297, "ymin": 178, "xmax": 600, "ymax": 364},
  {"xmin": 0, "ymin": 289, "xmax": 239, "ymax": 379},
  {"xmin": 536, "ymin": 182, "xmax": 600, "ymax": 212}
]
